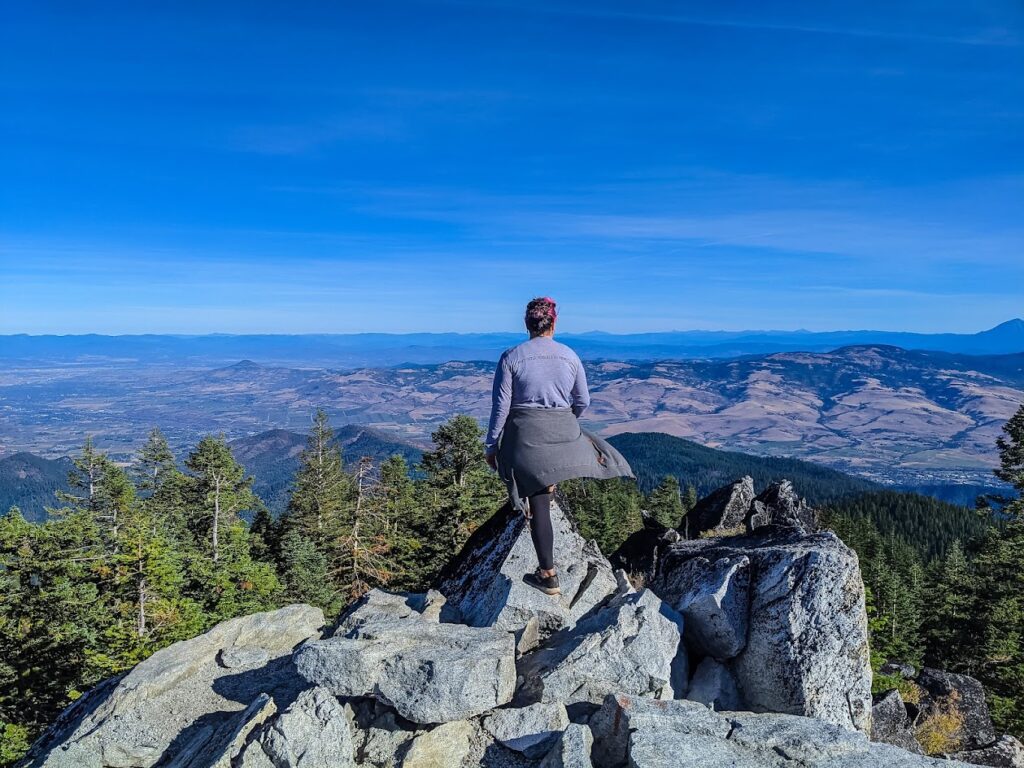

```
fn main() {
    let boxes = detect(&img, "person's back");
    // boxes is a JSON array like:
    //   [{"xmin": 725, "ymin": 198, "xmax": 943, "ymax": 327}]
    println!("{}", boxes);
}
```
[{"xmin": 484, "ymin": 335, "xmax": 590, "ymax": 455}]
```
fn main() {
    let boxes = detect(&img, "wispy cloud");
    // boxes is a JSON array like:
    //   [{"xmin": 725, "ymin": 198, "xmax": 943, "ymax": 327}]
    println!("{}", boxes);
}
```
[{"xmin": 434, "ymin": 0, "xmax": 1023, "ymax": 47}]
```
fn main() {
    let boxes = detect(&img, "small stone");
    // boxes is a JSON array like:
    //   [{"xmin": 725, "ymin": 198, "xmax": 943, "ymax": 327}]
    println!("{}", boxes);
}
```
[
  {"xmin": 538, "ymin": 723, "xmax": 593, "ymax": 768},
  {"xmin": 483, "ymin": 702, "xmax": 569, "ymax": 758},
  {"xmin": 687, "ymin": 658, "xmax": 741, "ymax": 711},
  {"xmin": 401, "ymin": 720, "xmax": 475, "ymax": 768},
  {"xmin": 880, "ymin": 660, "xmax": 917, "ymax": 679},
  {"xmin": 217, "ymin": 647, "xmax": 270, "ymax": 669}
]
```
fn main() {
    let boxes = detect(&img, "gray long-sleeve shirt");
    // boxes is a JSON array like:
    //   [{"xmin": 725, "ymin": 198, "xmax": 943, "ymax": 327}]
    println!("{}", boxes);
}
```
[{"xmin": 484, "ymin": 335, "xmax": 591, "ymax": 454}]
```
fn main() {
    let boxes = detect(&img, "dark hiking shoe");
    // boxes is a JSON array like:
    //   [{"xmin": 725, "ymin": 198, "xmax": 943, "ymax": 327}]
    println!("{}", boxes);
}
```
[{"xmin": 524, "ymin": 569, "xmax": 560, "ymax": 596}]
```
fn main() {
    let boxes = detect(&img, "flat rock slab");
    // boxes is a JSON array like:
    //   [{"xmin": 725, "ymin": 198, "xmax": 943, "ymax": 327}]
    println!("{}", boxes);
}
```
[
  {"xmin": 20, "ymin": 604, "xmax": 325, "ymax": 768},
  {"xmin": 332, "ymin": 589, "xmax": 446, "ymax": 635},
  {"xmin": 590, "ymin": 694, "xmax": 972, "ymax": 768},
  {"xmin": 295, "ymin": 619, "xmax": 516, "ymax": 725},
  {"xmin": 517, "ymin": 589, "xmax": 685, "ymax": 707},
  {"xmin": 434, "ymin": 501, "xmax": 618, "ymax": 640}
]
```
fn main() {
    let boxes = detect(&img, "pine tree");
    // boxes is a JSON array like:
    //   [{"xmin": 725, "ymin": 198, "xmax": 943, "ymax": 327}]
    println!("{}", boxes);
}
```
[
  {"xmin": 558, "ymin": 476, "xmax": 644, "ymax": 555},
  {"xmin": 278, "ymin": 526, "xmax": 342, "ymax": 616},
  {"xmin": 0, "ymin": 506, "xmax": 109, "ymax": 737},
  {"xmin": 922, "ymin": 540, "xmax": 977, "ymax": 674},
  {"xmin": 54, "ymin": 436, "xmax": 106, "ymax": 515},
  {"xmin": 55, "ymin": 438, "xmax": 133, "ymax": 548},
  {"xmin": 375, "ymin": 455, "xmax": 424, "ymax": 590},
  {"xmin": 646, "ymin": 475, "xmax": 684, "ymax": 529},
  {"xmin": 184, "ymin": 435, "xmax": 259, "ymax": 562},
  {"xmin": 417, "ymin": 415, "xmax": 504, "ymax": 562},
  {"xmin": 249, "ymin": 505, "xmax": 280, "ymax": 564},
  {"xmin": 968, "ymin": 405, "xmax": 1024, "ymax": 736},
  {"xmin": 993, "ymin": 404, "xmax": 1024, "ymax": 508},
  {"xmin": 133, "ymin": 427, "xmax": 176, "ymax": 497},
  {"xmin": 193, "ymin": 521, "xmax": 282, "ymax": 622},
  {"xmin": 287, "ymin": 409, "xmax": 351, "ymax": 546}
]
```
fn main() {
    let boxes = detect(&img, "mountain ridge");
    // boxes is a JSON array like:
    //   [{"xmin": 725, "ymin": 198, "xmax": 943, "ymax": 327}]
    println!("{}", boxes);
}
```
[{"xmin": 3, "ymin": 319, "xmax": 1022, "ymax": 368}]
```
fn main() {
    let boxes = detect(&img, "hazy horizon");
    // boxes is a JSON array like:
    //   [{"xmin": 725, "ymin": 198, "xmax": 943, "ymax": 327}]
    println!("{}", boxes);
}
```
[{"xmin": 2, "ymin": 318, "xmax": 1022, "ymax": 338}]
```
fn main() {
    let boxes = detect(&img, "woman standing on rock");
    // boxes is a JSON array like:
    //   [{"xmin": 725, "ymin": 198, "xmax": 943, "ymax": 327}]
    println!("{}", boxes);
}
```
[{"xmin": 484, "ymin": 297, "xmax": 635, "ymax": 596}]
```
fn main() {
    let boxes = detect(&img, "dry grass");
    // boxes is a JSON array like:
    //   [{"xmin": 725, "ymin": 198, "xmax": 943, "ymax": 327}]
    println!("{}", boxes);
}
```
[
  {"xmin": 915, "ymin": 690, "xmax": 965, "ymax": 755},
  {"xmin": 700, "ymin": 525, "xmax": 746, "ymax": 539},
  {"xmin": 900, "ymin": 680, "xmax": 924, "ymax": 706}
]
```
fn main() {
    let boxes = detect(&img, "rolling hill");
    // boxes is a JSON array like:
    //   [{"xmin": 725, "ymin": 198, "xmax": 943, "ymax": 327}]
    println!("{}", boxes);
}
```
[{"xmin": 1, "ymin": 345, "xmax": 1020, "ymax": 494}]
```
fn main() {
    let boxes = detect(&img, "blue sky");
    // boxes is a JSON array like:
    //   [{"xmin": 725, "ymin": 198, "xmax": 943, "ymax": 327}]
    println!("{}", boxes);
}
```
[{"xmin": 1, "ymin": 1, "xmax": 1022, "ymax": 334}]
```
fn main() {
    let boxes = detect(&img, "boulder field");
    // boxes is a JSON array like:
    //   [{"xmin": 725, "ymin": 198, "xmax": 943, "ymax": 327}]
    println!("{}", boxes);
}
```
[{"xmin": 21, "ymin": 480, "xmax": 1015, "ymax": 768}]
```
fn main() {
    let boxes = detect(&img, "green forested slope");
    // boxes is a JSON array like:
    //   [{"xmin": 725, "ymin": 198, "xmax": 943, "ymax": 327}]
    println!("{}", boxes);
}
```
[{"xmin": 607, "ymin": 431, "xmax": 878, "ymax": 502}]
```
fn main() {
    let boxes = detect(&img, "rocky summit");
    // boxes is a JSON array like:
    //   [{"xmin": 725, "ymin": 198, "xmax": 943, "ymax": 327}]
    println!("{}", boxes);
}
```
[{"xmin": 21, "ymin": 482, "xmax": 1013, "ymax": 768}]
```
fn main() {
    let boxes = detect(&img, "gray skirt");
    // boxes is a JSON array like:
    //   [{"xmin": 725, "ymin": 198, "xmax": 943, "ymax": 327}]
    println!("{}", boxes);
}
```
[{"xmin": 494, "ymin": 405, "xmax": 636, "ymax": 514}]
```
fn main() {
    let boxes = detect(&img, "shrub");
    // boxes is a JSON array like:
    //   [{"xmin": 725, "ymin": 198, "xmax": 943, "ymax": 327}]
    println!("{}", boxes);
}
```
[
  {"xmin": 915, "ymin": 690, "xmax": 965, "ymax": 755},
  {"xmin": 0, "ymin": 721, "xmax": 31, "ymax": 766}
]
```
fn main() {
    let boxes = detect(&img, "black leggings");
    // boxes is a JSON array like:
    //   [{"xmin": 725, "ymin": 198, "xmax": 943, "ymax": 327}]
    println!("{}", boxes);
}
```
[{"xmin": 528, "ymin": 488, "xmax": 555, "ymax": 571}]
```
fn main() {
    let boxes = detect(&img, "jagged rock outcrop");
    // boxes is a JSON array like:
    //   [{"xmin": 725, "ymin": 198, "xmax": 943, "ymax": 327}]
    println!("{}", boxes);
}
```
[
  {"xmin": 516, "ymin": 588, "xmax": 686, "ymax": 707},
  {"xmin": 19, "ymin": 604, "xmax": 325, "ymax": 768},
  {"xmin": 435, "ymin": 500, "xmax": 618, "ymax": 642},
  {"xmin": 685, "ymin": 476, "xmax": 756, "ymax": 537},
  {"xmin": 23, "ymin": 480, "xmax": 962, "ymax": 768},
  {"xmin": 746, "ymin": 480, "xmax": 819, "ymax": 532},
  {"xmin": 295, "ymin": 619, "xmax": 516, "ymax": 724},
  {"xmin": 679, "ymin": 476, "xmax": 819, "ymax": 539},
  {"xmin": 652, "ymin": 527, "xmax": 872, "ymax": 732},
  {"xmin": 590, "ymin": 693, "xmax": 969, "ymax": 768}
]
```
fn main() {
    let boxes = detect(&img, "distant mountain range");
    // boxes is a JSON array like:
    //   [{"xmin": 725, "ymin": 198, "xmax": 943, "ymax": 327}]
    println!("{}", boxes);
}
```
[{"xmin": 2, "ymin": 319, "xmax": 1022, "ymax": 367}]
